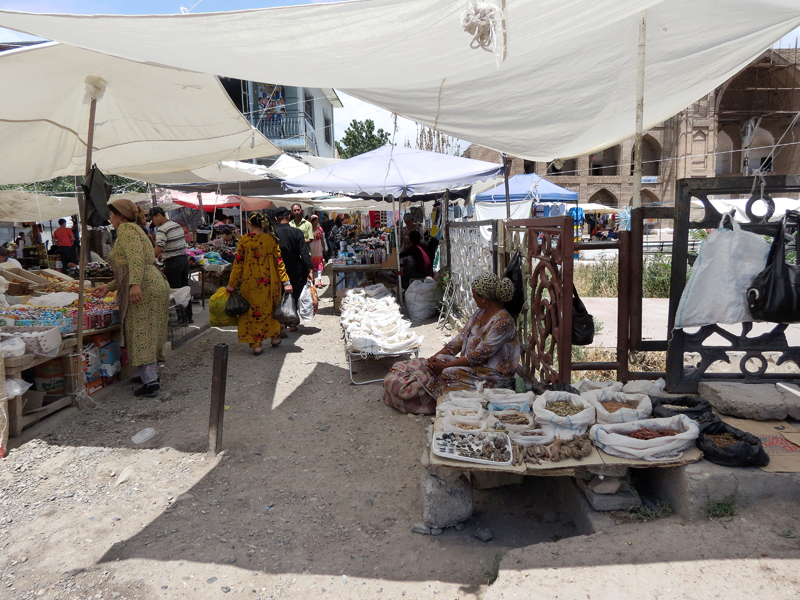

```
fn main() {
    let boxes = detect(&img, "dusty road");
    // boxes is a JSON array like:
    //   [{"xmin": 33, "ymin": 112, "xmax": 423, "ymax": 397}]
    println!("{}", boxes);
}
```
[{"xmin": 1, "ymin": 292, "xmax": 799, "ymax": 600}]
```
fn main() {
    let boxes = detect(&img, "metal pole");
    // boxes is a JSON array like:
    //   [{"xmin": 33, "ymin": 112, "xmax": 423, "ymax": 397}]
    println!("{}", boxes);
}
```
[
  {"xmin": 631, "ymin": 11, "xmax": 646, "ymax": 209},
  {"xmin": 392, "ymin": 196, "xmax": 401, "ymax": 305},
  {"xmin": 197, "ymin": 192, "xmax": 205, "ymax": 226},
  {"xmin": 208, "ymin": 342, "xmax": 229, "ymax": 456},
  {"xmin": 502, "ymin": 153, "xmax": 511, "ymax": 219},
  {"xmin": 76, "ymin": 97, "xmax": 98, "ymax": 352}
]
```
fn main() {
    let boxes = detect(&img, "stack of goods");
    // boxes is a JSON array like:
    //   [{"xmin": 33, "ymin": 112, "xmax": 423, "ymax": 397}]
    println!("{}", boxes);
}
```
[
  {"xmin": 0, "ymin": 292, "xmax": 120, "ymax": 334},
  {"xmin": 34, "ymin": 357, "xmax": 66, "ymax": 394},
  {"xmin": 65, "ymin": 262, "xmax": 114, "ymax": 279},
  {"xmin": 339, "ymin": 285, "xmax": 422, "ymax": 354},
  {"xmin": 82, "ymin": 334, "xmax": 123, "ymax": 395},
  {"xmin": 187, "ymin": 243, "xmax": 236, "ymax": 268}
]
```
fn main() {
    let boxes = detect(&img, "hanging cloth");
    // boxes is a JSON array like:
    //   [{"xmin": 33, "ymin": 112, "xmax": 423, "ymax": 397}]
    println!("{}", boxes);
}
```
[{"xmin": 81, "ymin": 164, "xmax": 112, "ymax": 227}]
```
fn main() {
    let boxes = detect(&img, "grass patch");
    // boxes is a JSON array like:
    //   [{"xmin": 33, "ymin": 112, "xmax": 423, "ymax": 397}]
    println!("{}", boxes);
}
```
[
  {"xmin": 615, "ymin": 501, "xmax": 673, "ymax": 523},
  {"xmin": 573, "ymin": 254, "xmax": 679, "ymax": 299},
  {"xmin": 570, "ymin": 348, "xmax": 667, "ymax": 383},
  {"xmin": 484, "ymin": 552, "xmax": 503, "ymax": 585},
  {"xmin": 703, "ymin": 494, "xmax": 737, "ymax": 519}
]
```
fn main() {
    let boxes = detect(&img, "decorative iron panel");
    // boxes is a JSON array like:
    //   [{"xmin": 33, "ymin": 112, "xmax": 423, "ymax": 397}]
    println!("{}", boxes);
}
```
[{"xmin": 448, "ymin": 221, "xmax": 495, "ymax": 326}]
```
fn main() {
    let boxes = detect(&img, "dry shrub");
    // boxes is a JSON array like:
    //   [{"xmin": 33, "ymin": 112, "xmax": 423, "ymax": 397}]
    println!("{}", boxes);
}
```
[{"xmin": 571, "ymin": 348, "xmax": 666, "ymax": 383}]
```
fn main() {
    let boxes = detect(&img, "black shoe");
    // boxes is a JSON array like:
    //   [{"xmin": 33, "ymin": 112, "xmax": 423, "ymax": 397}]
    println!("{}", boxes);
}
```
[
  {"xmin": 134, "ymin": 382, "xmax": 160, "ymax": 397},
  {"xmin": 131, "ymin": 376, "xmax": 159, "ymax": 385}
]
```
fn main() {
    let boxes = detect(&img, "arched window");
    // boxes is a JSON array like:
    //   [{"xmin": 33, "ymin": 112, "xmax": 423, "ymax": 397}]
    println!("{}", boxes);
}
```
[
  {"xmin": 591, "ymin": 146, "xmax": 621, "ymax": 176},
  {"xmin": 546, "ymin": 159, "xmax": 577, "ymax": 176},
  {"xmin": 630, "ymin": 135, "xmax": 661, "ymax": 176},
  {"xmin": 589, "ymin": 189, "xmax": 618, "ymax": 208},
  {"xmin": 716, "ymin": 130, "xmax": 734, "ymax": 175}
]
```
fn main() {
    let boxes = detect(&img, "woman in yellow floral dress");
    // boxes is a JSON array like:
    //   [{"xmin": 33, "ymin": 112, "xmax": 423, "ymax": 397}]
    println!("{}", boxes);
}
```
[
  {"xmin": 226, "ymin": 213, "xmax": 292, "ymax": 355},
  {"xmin": 93, "ymin": 199, "xmax": 170, "ymax": 398}
]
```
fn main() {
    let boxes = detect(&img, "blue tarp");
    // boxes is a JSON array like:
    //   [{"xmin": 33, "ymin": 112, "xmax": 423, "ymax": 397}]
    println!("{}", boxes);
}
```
[{"xmin": 475, "ymin": 173, "xmax": 578, "ymax": 203}]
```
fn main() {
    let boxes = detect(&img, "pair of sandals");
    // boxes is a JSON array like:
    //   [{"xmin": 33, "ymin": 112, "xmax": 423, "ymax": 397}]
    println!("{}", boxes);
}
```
[{"xmin": 254, "ymin": 338, "xmax": 281, "ymax": 355}]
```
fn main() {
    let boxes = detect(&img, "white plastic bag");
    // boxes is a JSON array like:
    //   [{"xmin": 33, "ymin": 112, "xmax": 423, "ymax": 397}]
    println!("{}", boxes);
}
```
[
  {"xmin": 590, "ymin": 415, "xmax": 699, "ymax": 461},
  {"xmin": 6, "ymin": 378, "xmax": 32, "ymax": 397},
  {"xmin": 675, "ymin": 214, "xmax": 770, "ymax": 328},
  {"xmin": 582, "ymin": 389, "xmax": 652, "ymax": 424},
  {"xmin": 0, "ymin": 337, "xmax": 26, "ymax": 359},
  {"xmin": 486, "ymin": 391, "xmax": 534, "ymax": 413},
  {"xmin": 622, "ymin": 378, "xmax": 665, "ymax": 395},
  {"xmin": 170, "ymin": 286, "xmax": 192, "ymax": 308},
  {"xmin": 405, "ymin": 279, "xmax": 439, "ymax": 321},
  {"xmin": 27, "ymin": 292, "xmax": 79, "ymax": 308},
  {"xmin": 575, "ymin": 379, "xmax": 623, "ymax": 395},
  {"xmin": 533, "ymin": 391, "xmax": 596, "ymax": 438},
  {"xmin": 298, "ymin": 283, "xmax": 315, "ymax": 323}
]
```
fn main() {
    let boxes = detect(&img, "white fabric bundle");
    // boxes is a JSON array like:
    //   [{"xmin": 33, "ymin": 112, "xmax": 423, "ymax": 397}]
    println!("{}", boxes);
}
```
[
  {"xmin": 533, "ymin": 391, "xmax": 596, "ymax": 439},
  {"xmin": 341, "ymin": 286, "xmax": 422, "ymax": 354}
]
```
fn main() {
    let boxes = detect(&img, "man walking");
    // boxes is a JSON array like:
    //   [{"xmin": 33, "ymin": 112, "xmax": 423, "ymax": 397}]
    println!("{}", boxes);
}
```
[
  {"xmin": 289, "ymin": 203, "xmax": 313, "ymax": 247},
  {"xmin": 274, "ymin": 207, "xmax": 313, "ymax": 333},
  {"xmin": 150, "ymin": 207, "xmax": 193, "ymax": 323},
  {"xmin": 52, "ymin": 218, "xmax": 77, "ymax": 269}
]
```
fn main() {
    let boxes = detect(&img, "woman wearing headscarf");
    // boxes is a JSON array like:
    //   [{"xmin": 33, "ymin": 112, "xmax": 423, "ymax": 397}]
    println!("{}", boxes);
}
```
[
  {"xmin": 92, "ymin": 199, "xmax": 170, "ymax": 398},
  {"xmin": 225, "ymin": 213, "xmax": 292, "ymax": 355},
  {"xmin": 383, "ymin": 272, "xmax": 520, "ymax": 415}
]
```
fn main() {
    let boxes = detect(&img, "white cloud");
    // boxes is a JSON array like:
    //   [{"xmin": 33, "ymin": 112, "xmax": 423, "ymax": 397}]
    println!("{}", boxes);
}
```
[{"xmin": 333, "ymin": 91, "xmax": 420, "ymax": 148}]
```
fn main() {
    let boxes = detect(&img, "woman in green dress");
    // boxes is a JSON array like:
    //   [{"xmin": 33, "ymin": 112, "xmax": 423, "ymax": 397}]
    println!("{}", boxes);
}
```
[{"xmin": 93, "ymin": 199, "xmax": 170, "ymax": 398}]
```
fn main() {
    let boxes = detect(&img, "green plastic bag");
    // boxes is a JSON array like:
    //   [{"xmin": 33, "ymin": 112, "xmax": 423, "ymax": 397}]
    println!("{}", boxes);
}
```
[{"xmin": 209, "ymin": 288, "xmax": 238, "ymax": 327}]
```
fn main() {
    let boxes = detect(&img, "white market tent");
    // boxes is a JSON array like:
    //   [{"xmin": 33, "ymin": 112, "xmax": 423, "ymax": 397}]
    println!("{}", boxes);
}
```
[
  {"xmin": 0, "ymin": 191, "xmax": 79, "ymax": 222},
  {"xmin": 0, "ymin": 42, "xmax": 279, "ymax": 185},
  {"xmin": 130, "ymin": 161, "xmax": 282, "ymax": 186},
  {"xmin": 0, "ymin": 1, "xmax": 797, "ymax": 161},
  {"xmin": 580, "ymin": 203, "xmax": 620, "ymax": 215}
]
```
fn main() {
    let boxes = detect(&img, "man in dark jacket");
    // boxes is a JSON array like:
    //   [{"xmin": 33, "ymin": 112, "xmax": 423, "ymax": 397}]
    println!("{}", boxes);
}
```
[{"xmin": 273, "ymin": 207, "xmax": 313, "ymax": 332}]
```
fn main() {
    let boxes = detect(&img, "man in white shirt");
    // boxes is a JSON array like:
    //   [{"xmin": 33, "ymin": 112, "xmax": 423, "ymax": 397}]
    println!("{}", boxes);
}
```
[{"xmin": 0, "ymin": 246, "xmax": 22, "ymax": 269}]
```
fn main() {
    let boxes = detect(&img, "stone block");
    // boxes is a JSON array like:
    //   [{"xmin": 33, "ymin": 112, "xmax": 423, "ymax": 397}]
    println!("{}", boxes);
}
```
[
  {"xmin": 777, "ymin": 383, "xmax": 800, "ymax": 420},
  {"xmin": 587, "ymin": 475, "xmax": 622, "ymax": 495},
  {"xmin": 576, "ymin": 478, "xmax": 641, "ymax": 512},
  {"xmin": 698, "ymin": 382, "xmax": 787, "ymax": 420},
  {"xmin": 421, "ymin": 468, "xmax": 473, "ymax": 529},
  {"xmin": 586, "ymin": 464, "xmax": 629, "ymax": 477}
]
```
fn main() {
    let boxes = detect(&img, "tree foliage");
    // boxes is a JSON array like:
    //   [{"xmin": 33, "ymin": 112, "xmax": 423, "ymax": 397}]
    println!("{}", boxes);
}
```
[{"xmin": 335, "ymin": 119, "xmax": 390, "ymax": 158}]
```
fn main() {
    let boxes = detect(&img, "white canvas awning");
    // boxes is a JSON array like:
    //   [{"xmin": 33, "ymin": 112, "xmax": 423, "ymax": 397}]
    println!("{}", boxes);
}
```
[
  {"xmin": 131, "ymin": 161, "xmax": 282, "ymax": 186},
  {"xmin": 0, "ymin": 191, "xmax": 79, "ymax": 222},
  {"xmin": 0, "ymin": 1, "xmax": 797, "ymax": 161},
  {"xmin": 0, "ymin": 42, "xmax": 280, "ymax": 185}
]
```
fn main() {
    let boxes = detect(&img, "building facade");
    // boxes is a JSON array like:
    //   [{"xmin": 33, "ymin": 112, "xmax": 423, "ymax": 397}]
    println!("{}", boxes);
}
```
[
  {"xmin": 464, "ymin": 49, "xmax": 800, "ymax": 207},
  {"xmin": 221, "ymin": 79, "xmax": 341, "ymax": 159}
]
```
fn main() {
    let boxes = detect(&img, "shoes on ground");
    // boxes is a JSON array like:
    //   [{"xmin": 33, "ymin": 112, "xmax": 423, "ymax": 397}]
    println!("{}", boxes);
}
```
[
  {"xmin": 134, "ymin": 382, "xmax": 160, "ymax": 398},
  {"xmin": 131, "ymin": 376, "xmax": 159, "ymax": 385}
]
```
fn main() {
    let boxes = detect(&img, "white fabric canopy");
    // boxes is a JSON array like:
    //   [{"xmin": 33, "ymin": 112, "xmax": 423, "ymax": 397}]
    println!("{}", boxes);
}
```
[
  {"xmin": 474, "ymin": 200, "xmax": 533, "ymax": 241},
  {"xmin": 0, "ymin": 1, "xmax": 797, "ymax": 161},
  {"xmin": 267, "ymin": 155, "xmax": 314, "ymax": 181},
  {"xmin": 0, "ymin": 191, "xmax": 79, "ymax": 222},
  {"xmin": 690, "ymin": 197, "xmax": 800, "ymax": 222},
  {"xmin": 283, "ymin": 146, "xmax": 502, "ymax": 197},
  {"xmin": 580, "ymin": 203, "xmax": 619, "ymax": 214},
  {"xmin": 0, "ymin": 42, "xmax": 280, "ymax": 185},
  {"xmin": 132, "ymin": 161, "xmax": 281, "ymax": 186}
]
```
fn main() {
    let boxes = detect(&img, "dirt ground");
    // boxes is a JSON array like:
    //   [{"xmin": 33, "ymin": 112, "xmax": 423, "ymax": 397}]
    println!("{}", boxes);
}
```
[{"xmin": 1, "ymin": 290, "xmax": 800, "ymax": 600}]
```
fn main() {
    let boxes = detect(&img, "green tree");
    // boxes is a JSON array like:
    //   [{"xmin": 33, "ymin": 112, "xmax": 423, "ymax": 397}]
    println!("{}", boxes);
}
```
[{"xmin": 335, "ymin": 119, "xmax": 390, "ymax": 158}]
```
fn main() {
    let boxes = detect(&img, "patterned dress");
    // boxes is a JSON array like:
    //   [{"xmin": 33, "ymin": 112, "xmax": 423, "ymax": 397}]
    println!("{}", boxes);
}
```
[
  {"xmin": 228, "ymin": 233, "xmax": 289, "ymax": 348},
  {"xmin": 383, "ymin": 308, "xmax": 520, "ymax": 415},
  {"xmin": 108, "ymin": 223, "xmax": 170, "ymax": 367}
]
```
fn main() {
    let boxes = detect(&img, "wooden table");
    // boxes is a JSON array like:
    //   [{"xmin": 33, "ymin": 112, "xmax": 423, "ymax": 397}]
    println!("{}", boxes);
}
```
[{"xmin": 326, "ymin": 262, "xmax": 398, "ymax": 314}]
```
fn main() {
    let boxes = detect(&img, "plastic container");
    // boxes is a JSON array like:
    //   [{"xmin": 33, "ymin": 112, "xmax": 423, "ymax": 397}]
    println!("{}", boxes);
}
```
[{"xmin": 432, "ymin": 432, "xmax": 513, "ymax": 466}]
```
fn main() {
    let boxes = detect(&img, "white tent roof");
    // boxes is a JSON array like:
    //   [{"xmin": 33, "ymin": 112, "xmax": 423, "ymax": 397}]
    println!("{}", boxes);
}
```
[
  {"xmin": 268, "ymin": 155, "xmax": 314, "ymax": 180},
  {"xmin": 0, "ymin": 1, "xmax": 797, "ymax": 161},
  {"xmin": 132, "ymin": 161, "xmax": 282, "ymax": 186},
  {"xmin": 690, "ymin": 197, "xmax": 800, "ymax": 222},
  {"xmin": 0, "ymin": 191, "xmax": 79, "ymax": 222},
  {"xmin": 283, "ymin": 145, "xmax": 502, "ymax": 197},
  {"xmin": 0, "ymin": 42, "xmax": 280, "ymax": 185},
  {"xmin": 580, "ymin": 203, "xmax": 619, "ymax": 214}
]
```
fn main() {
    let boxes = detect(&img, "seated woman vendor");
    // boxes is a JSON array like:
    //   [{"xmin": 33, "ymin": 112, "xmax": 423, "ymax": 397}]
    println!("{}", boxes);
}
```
[
  {"xmin": 399, "ymin": 230, "xmax": 432, "ymax": 288},
  {"xmin": 383, "ymin": 272, "xmax": 519, "ymax": 415}
]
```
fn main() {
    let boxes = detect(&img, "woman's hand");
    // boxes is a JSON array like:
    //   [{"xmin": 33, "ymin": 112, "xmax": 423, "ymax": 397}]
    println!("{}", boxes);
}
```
[
  {"xmin": 92, "ymin": 285, "xmax": 109, "ymax": 298},
  {"xmin": 427, "ymin": 356, "xmax": 447, "ymax": 375},
  {"xmin": 284, "ymin": 283, "xmax": 293, "ymax": 295},
  {"xmin": 129, "ymin": 284, "xmax": 142, "ymax": 305},
  {"xmin": 225, "ymin": 285, "xmax": 236, "ymax": 293}
]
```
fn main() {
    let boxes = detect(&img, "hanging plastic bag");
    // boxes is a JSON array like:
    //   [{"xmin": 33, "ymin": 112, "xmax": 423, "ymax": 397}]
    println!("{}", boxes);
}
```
[
  {"xmin": 6, "ymin": 378, "xmax": 33, "ymax": 397},
  {"xmin": 209, "ymin": 288, "xmax": 237, "ymax": 327},
  {"xmin": 675, "ymin": 211, "xmax": 770, "ymax": 328},
  {"xmin": 273, "ymin": 292, "xmax": 300, "ymax": 326},
  {"xmin": 225, "ymin": 290, "xmax": 250, "ymax": 317},
  {"xmin": 298, "ymin": 283, "xmax": 315, "ymax": 323}
]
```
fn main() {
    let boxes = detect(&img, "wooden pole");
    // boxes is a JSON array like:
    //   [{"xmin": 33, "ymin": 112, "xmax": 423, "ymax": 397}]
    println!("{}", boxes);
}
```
[
  {"xmin": 502, "ymin": 154, "xmax": 512, "ymax": 219},
  {"xmin": 631, "ymin": 11, "xmax": 646, "ymax": 210},
  {"xmin": 76, "ymin": 97, "xmax": 98, "ymax": 353},
  {"xmin": 208, "ymin": 342, "xmax": 229, "ymax": 456}
]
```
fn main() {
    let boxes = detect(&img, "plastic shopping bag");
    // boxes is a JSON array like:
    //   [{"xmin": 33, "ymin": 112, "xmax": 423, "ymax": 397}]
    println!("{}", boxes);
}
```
[
  {"xmin": 225, "ymin": 290, "xmax": 250, "ymax": 317},
  {"xmin": 298, "ymin": 283, "xmax": 315, "ymax": 323},
  {"xmin": 309, "ymin": 284, "xmax": 319, "ymax": 315},
  {"xmin": 209, "ymin": 288, "xmax": 238, "ymax": 327},
  {"xmin": 273, "ymin": 292, "xmax": 300, "ymax": 326},
  {"xmin": 675, "ymin": 212, "xmax": 770, "ymax": 328}
]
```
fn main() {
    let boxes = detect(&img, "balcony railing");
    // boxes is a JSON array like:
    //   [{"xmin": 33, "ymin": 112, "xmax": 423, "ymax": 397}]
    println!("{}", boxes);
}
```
[{"xmin": 257, "ymin": 113, "xmax": 318, "ymax": 154}]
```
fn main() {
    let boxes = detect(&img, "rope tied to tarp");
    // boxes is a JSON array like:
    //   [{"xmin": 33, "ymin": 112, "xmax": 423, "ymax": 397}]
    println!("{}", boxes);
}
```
[{"xmin": 461, "ymin": 1, "xmax": 506, "ymax": 66}]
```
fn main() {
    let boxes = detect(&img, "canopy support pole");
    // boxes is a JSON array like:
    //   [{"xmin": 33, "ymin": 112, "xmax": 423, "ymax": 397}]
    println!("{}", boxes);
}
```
[
  {"xmin": 502, "ymin": 153, "xmax": 511, "ymax": 219},
  {"xmin": 631, "ymin": 11, "xmax": 646, "ymax": 210},
  {"xmin": 76, "ymin": 97, "xmax": 98, "ymax": 353},
  {"xmin": 197, "ymin": 192, "xmax": 205, "ymax": 225},
  {"xmin": 392, "ymin": 196, "xmax": 401, "ymax": 306}
]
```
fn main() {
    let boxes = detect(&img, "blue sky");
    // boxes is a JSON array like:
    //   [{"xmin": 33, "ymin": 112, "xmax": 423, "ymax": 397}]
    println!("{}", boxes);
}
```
[{"xmin": 0, "ymin": 2, "xmax": 798, "ymax": 150}]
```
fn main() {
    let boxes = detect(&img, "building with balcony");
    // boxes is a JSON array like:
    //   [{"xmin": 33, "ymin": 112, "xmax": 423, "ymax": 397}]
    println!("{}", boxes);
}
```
[
  {"xmin": 221, "ymin": 79, "xmax": 341, "ymax": 159},
  {"xmin": 463, "ymin": 49, "xmax": 800, "ymax": 208}
]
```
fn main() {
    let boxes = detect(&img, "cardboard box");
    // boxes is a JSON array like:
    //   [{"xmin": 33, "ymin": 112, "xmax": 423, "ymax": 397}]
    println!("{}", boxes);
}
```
[
  {"xmin": 87, "ymin": 378, "xmax": 103, "ymax": 395},
  {"xmin": 0, "ymin": 317, "xmax": 16, "ymax": 326},
  {"xmin": 39, "ymin": 268, "xmax": 76, "ymax": 282},
  {"xmin": 102, "ymin": 373, "xmax": 119, "ymax": 387},
  {"xmin": 100, "ymin": 341, "xmax": 121, "ymax": 365},
  {"xmin": 34, "ymin": 358, "xmax": 64, "ymax": 379},
  {"xmin": 34, "ymin": 376, "xmax": 65, "ymax": 394},
  {"xmin": 90, "ymin": 331, "xmax": 113, "ymax": 348},
  {"xmin": 22, "ymin": 390, "xmax": 45, "ymax": 413},
  {"xmin": 0, "ymin": 266, "xmax": 48, "ymax": 288},
  {"xmin": 100, "ymin": 361, "xmax": 121, "ymax": 378}
]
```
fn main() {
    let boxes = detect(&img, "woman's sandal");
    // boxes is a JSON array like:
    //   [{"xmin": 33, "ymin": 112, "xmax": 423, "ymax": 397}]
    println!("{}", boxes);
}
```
[
  {"xmin": 253, "ymin": 347, "xmax": 263, "ymax": 356},
  {"xmin": 271, "ymin": 337, "xmax": 281, "ymax": 348}
]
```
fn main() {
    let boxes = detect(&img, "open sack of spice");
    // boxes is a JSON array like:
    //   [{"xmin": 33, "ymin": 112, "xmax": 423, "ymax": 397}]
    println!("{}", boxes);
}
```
[
  {"xmin": 533, "ymin": 391, "xmax": 596, "ymax": 438},
  {"xmin": 436, "ymin": 399, "xmax": 486, "ymax": 420},
  {"xmin": 442, "ymin": 414, "xmax": 487, "ymax": 433},
  {"xmin": 696, "ymin": 416, "xmax": 770, "ymax": 468},
  {"xmin": 650, "ymin": 395, "xmax": 712, "ymax": 420},
  {"xmin": 487, "ymin": 409, "xmax": 534, "ymax": 432},
  {"xmin": 590, "ymin": 414, "xmax": 699, "ymax": 461},
  {"xmin": 581, "ymin": 389, "xmax": 652, "ymax": 424},
  {"xmin": 485, "ymin": 390, "xmax": 534, "ymax": 413}
]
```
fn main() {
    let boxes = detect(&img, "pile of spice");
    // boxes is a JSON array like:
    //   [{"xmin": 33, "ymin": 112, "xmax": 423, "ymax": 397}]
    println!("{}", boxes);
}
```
[
  {"xmin": 601, "ymin": 400, "xmax": 640, "ymax": 413},
  {"xmin": 661, "ymin": 403, "xmax": 689, "ymax": 410},
  {"xmin": 494, "ymin": 411, "xmax": 530, "ymax": 425},
  {"xmin": 627, "ymin": 427, "xmax": 680, "ymax": 440},
  {"xmin": 705, "ymin": 432, "xmax": 738, "ymax": 447},
  {"xmin": 547, "ymin": 400, "xmax": 583, "ymax": 417}
]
